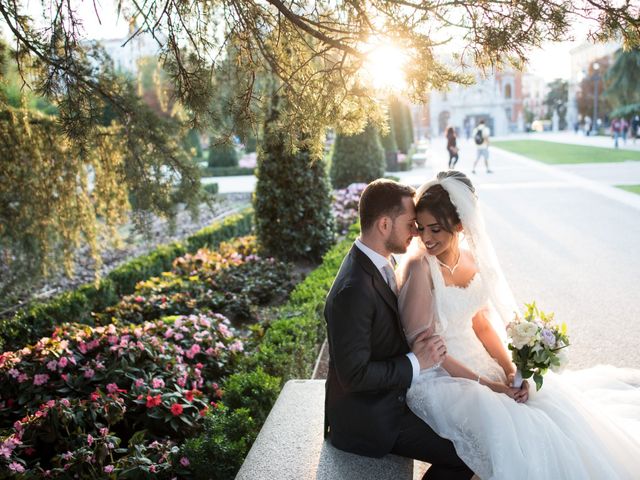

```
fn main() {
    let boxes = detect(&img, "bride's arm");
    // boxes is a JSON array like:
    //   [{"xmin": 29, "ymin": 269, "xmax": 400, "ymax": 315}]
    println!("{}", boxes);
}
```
[
  {"xmin": 440, "ymin": 355, "xmax": 518, "ymax": 398},
  {"xmin": 471, "ymin": 308, "xmax": 516, "ymax": 380}
]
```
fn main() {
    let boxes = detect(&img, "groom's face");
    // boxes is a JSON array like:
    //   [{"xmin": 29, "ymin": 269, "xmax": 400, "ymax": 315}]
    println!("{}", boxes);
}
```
[{"xmin": 385, "ymin": 197, "xmax": 418, "ymax": 254}]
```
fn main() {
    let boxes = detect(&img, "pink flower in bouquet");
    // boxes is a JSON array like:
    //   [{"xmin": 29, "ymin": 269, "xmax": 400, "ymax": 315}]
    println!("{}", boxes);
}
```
[
  {"xmin": 106, "ymin": 383, "xmax": 119, "ymax": 393},
  {"xmin": 185, "ymin": 344, "xmax": 200, "ymax": 359},
  {"xmin": 84, "ymin": 368, "xmax": 95, "ymax": 379},
  {"xmin": 87, "ymin": 434, "xmax": 94, "ymax": 446},
  {"xmin": 8, "ymin": 368, "xmax": 20, "ymax": 378},
  {"xmin": 135, "ymin": 378, "xmax": 145, "ymax": 388},
  {"xmin": 46, "ymin": 360, "xmax": 57, "ymax": 371},
  {"xmin": 58, "ymin": 356, "xmax": 69, "ymax": 368},
  {"xmin": 17, "ymin": 373, "xmax": 28, "ymax": 383},
  {"xmin": 104, "ymin": 465, "xmax": 114, "ymax": 473}
]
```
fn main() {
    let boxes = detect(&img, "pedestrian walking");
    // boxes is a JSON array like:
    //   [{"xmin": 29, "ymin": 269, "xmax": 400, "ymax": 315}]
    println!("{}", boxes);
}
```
[
  {"xmin": 472, "ymin": 120, "xmax": 492, "ymax": 174},
  {"xmin": 611, "ymin": 118, "xmax": 621, "ymax": 148},
  {"xmin": 632, "ymin": 115, "xmax": 640, "ymax": 144},
  {"xmin": 446, "ymin": 126, "xmax": 459, "ymax": 169}
]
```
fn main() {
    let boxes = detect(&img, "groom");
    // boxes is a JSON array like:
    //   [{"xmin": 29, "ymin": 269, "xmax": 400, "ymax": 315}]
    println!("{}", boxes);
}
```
[{"xmin": 324, "ymin": 179, "xmax": 473, "ymax": 479}]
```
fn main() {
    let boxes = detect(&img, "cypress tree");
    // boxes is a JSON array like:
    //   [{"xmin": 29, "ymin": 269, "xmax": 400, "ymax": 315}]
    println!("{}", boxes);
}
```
[
  {"xmin": 254, "ymin": 94, "xmax": 334, "ymax": 262},
  {"xmin": 380, "ymin": 107, "xmax": 399, "ymax": 171},
  {"xmin": 330, "ymin": 123, "xmax": 386, "ymax": 188}
]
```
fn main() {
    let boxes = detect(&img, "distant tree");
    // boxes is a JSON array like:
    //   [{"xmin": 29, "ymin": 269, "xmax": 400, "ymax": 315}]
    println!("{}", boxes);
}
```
[
  {"xmin": 208, "ymin": 139, "xmax": 238, "ymax": 167},
  {"xmin": 605, "ymin": 49, "xmax": 640, "ymax": 117},
  {"xmin": 390, "ymin": 97, "xmax": 412, "ymax": 154},
  {"xmin": 330, "ymin": 123, "xmax": 386, "ymax": 188},
  {"xmin": 544, "ymin": 79, "xmax": 568, "ymax": 130},
  {"xmin": 577, "ymin": 58, "xmax": 613, "ymax": 124},
  {"xmin": 380, "ymin": 105, "xmax": 398, "ymax": 171}
]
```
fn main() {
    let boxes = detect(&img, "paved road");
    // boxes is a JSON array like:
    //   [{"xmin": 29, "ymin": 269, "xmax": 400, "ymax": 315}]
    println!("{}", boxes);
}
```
[
  {"xmin": 399, "ymin": 137, "xmax": 640, "ymax": 370},
  {"xmin": 207, "ymin": 135, "xmax": 640, "ymax": 369}
]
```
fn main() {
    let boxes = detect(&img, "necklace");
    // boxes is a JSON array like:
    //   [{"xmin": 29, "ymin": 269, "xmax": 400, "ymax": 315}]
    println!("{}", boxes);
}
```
[{"xmin": 437, "ymin": 251, "xmax": 461, "ymax": 275}]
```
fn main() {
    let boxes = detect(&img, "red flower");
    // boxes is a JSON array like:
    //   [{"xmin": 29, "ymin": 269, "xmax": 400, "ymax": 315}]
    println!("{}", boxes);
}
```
[
  {"xmin": 170, "ymin": 403, "xmax": 184, "ymax": 416},
  {"xmin": 185, "ymin": 389, "xmax": 200, "ymax": 402},
  {"xmin": 90, "ymin": 391, "xmax": 100, "ymax": 402},
  {"xmin": 146, "ymin": 395, "xmax": 162, "ymax": 408},
  {"xmin": 199, "ymin": 406, "xmax": 209, "ymax": 417}
]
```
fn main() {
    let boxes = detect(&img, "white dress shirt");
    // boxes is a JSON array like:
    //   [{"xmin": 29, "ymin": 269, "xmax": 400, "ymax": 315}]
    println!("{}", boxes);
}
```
[{"xmin": 354, "ymin": 238, "xmax": 420, "ymax": 384}]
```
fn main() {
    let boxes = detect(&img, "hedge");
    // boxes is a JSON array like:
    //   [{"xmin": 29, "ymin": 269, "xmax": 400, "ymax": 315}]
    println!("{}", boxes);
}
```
[
  {"xmin": 201, "ymin": 166, "xmax": 256, "ymax": 177},
  {"xmin": 0, "ymin": 208, "xmax": 254, "ymax": 352},
  {"xmin": 181, "ymin": 222, "xmax": 359, "ymax": 478}
]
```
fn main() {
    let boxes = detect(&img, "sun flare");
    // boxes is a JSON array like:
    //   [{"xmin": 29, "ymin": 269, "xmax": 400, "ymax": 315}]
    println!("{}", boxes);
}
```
[{"xmin": 362, "ymin": 42, "xmax": 409, "ymax": 92}]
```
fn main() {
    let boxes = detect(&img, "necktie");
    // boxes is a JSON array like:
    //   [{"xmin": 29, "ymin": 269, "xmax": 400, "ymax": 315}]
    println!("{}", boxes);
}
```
[{"xmin": 382, "ymin": 264, "xmax": 398, "ymax": 295}]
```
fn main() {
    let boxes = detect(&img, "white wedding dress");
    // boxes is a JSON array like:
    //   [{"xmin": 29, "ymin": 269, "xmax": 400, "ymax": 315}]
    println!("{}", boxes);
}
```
[{"xmin": 400, "ymin": 254, "xmax": 640, "ymax": 480}]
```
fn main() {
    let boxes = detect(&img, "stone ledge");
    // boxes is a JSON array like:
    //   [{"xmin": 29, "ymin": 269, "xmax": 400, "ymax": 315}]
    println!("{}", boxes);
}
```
[{"xmin": 235, "ymin": 379, "xmax": 416, "ymax": 479}]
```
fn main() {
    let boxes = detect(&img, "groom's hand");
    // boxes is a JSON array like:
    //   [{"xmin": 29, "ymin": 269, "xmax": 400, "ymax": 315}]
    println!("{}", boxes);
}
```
[{"xmin": 412, "ymin": 330, "xmax": 447, "ymax": 370}]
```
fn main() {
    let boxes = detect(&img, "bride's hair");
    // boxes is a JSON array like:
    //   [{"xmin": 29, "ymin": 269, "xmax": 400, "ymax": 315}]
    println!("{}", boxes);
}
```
[{"xmin": 416, "ymin": 171, "xmax": 475, "ymax": 233}]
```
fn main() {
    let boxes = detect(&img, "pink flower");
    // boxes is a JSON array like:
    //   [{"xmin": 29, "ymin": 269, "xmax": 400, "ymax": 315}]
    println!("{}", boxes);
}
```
[
  {"xmin": 217, "ymin": 323, "xmax": 231, "ymax": 338},
  {"xmin": 152, "ymin": 378, "xmax": 165, "ymax": 389},
  {"xmin": 229, "ymin": 340, "xmax": 244, "ymax": 353},
  {"xmin": 60, "ymin": 398, "xmax": 70, "ymax": 407},
  {"xmin": 87, "ymin": 434, "xmax": 94, "ymax": 446},
  {"xmin": 56, "ymin": 356, "xmax": 67, "ymax": 369},
  {"xmin": 174, "ymin": 333, "xmax": 184, "ymax": 341},
  {"xmin": 0, "ymin": 444, "xmax": 12, "ymax": 458},
  {"xmin": 150, "ymin": 465, "xmax": 158, "ymax": 473},
  {"xmin": 8, "ymin": 368, "xmax": 20, "ymax": 378},
  {"xmin": 61, "ymin": 451, "xmax": 74, "ymax": 461},
  {"xmin": 170, "ymin": 403, "xmax": 184, "ymax": 416},
  {"xmin": 61, "ymin": 373, "xmax": 69, "ymax": 382},
  {"xmin": 135, "ymin": 378, "xmax": 145, "ymax": 388},
  {"xmin": 185, "ymin": 344, "xmax": 201, "ymax": 359},
  {"xmin": 104, "ymin": 465, "xmax": 114, "ymax": 473},
  {"xmin": 100, "ymin": 427, "xmax": 109, "ymax": 437},
  {"xmin": 179, "ymin": 456, "xmax": 190, "ymax": 467},
  {"xmin": 134, "ymin": 295, "xmax": 145, "ymax": 303},
  {"xmin": 177, "ymin": 376, "xmax": 187, "ymax": 387},
  {"xmin": 106, "ymin": 383, "xmax": 119, "ymax": 393},
  {"xmin": 17, "ymin": 373, "xmax": 28, "ymax": 383},
  {"xmin": 33, "ymin": 373, "xmax": 50, "ymax": 386},
  {"xmin": 8, "ymin": 462, "xmax": 24, "ymax": 473},
  {"xmin": 84, "ymin": 368, "xmax": 95, "ymax": 379},
  {"xmin": 46, "ymin": 360, "xmax": 58, "ymax": 371}
]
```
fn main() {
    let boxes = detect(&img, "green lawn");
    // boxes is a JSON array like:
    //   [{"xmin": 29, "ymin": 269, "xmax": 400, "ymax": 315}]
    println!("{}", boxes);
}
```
[
  {"xmin": 492, "ymin": 140, "xmax": 640, "ymax": 165},
  {"xmin": 617, "ymin": 185, "xmax": 640, "ymax": 195}
]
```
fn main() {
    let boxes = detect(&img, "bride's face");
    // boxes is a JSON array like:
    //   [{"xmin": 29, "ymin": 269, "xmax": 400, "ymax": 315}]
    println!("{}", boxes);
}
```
[{"xmin": 415, "ymin": 209, "xmax": 459, "ymax": 256}]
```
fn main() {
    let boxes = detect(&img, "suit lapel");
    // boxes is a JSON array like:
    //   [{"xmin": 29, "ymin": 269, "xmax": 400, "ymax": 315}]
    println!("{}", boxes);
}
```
[{"xmin": 351, "ymin": 245, "xmax": 398, "ymax": 316}]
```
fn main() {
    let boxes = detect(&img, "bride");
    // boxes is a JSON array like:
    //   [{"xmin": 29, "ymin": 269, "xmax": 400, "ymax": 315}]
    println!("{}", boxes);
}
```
[{"xmin": 396, "ymin": 170, "xmax": 640, "ymax": 479}]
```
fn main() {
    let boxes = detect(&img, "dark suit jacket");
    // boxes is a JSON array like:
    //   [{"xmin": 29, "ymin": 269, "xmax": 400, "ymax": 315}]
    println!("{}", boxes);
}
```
[{"xmin": 324, "ymin": 244, "xmax": 413, "ymax": 457}]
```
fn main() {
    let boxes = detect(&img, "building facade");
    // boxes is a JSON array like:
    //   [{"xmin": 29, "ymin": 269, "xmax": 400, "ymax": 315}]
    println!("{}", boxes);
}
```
[{"xmin": 428, "ymin": 68, "xmax": 525, "ymax": 138}]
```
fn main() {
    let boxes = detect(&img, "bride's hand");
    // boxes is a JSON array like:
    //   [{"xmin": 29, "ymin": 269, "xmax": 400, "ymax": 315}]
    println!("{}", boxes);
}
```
[
  {"xmin": 486, "ymin": 380, "xmax": 520, "ymax": 400},
  {"xmin": 514, "ymin": 380, "xmax": 529, "ymax": 404}
]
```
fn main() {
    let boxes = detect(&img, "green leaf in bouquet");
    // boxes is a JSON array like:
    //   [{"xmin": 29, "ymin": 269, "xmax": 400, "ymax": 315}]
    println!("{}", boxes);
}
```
[{"xmin": 533, "ymin": 373, "xmax": 544, "ymax": 391}]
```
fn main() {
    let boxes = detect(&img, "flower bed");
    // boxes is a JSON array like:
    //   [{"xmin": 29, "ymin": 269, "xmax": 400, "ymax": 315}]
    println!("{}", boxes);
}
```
[
  {"xmin": 0, "ymin": 313, "xmax": 244, "ymax": 476},
  {"xmin": 99, "ymin": 236, "xmax": 295, "ymax": 325}
]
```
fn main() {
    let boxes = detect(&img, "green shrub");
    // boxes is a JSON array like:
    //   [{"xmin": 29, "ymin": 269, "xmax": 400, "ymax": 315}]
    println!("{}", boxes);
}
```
[
  {"xmin": 181, "ymin": 406, "xmax": 256, "ymax": 480},
  {"xmin": 208, "ymin": 140, "xmax": 238, "ymax": 168},
  {"xmin": 390, "ymin": 96, "xmax": 413, "ymax": 154},
  {"xmin": 223, "ymin": 368, "xmax": 281, "ymax": 424},
  {"xmin": 330, "ymin": 123, "xmax": 386, "ymax": 188},
  {"xmin": 202, "ymin": 183, "xmax": 219, "ymax": 195},
  {"xmin": 254, "ymin": 99, "xmax": 334, "ymax": 262},
  {"xmin": 201, "ymin": 166, "xmax": 255, "ymax": 177}
]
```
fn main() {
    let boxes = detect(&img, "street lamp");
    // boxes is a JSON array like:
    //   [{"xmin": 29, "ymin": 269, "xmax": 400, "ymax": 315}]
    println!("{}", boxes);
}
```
[{"xmin": 592, "ymin": 62, "xmax": 600, "ymax": 135}]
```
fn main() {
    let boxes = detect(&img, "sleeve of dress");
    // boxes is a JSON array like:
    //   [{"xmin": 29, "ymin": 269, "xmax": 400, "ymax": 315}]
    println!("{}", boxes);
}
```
[{"xmin": 397, "ymin": 255, "xmax": 436, "ymax": 347}]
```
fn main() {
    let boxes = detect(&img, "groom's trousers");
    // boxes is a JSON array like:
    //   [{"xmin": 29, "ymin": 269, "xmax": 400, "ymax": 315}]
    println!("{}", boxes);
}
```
[{"xmin": 391, "ymin": 407, "xmax": 474, "ymax": 480}]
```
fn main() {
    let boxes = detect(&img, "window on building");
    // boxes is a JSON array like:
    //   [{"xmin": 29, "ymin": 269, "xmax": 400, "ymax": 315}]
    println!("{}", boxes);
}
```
[{"xmin": 505, "ymin": 84, "xmax": 512, "ymax": 99}]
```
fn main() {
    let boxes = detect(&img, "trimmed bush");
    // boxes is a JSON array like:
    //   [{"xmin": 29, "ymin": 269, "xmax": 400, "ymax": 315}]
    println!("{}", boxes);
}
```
[
  {"xmin": 254, "ymin": 96, "xmax": 334, "ymax": 262},
  {"xmin": 330, "ymin": 123, "xmax": 386, "ymax": 188},
  {"xmin": 208, "ymin": 140, "xmax": 238, "ymax": 168},
  {"xmin": 202, "ymin": 183, "xmax": 219, "ymax": 195},
  {"xmin": 0, "ymin": 209, "xmax": 254, "ymax": 352},
  {"xmin": 390, "ymin": 96, "xmax": 413, "ymax": 154},
  {"xmin": 201, "ymin": 166, "xmax": 255, "ymax": 177}
]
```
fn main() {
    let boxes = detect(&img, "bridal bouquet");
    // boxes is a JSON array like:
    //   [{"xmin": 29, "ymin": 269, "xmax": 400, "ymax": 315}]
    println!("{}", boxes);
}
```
[{"xmin": 506, "ymin": 302, "xmax": 570, "ymax": 391}]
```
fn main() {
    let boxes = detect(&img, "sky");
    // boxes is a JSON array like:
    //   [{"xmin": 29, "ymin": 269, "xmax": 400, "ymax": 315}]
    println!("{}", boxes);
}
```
[{"xmin": 6, "ymin": 0, "xmax": 594, "ymax": 83}]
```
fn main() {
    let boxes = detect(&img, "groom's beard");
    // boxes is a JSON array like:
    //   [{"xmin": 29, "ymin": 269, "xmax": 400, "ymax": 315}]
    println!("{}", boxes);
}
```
[{"xmin": 385, "ymin": 234, "xmax": 409, "ymax": 254}]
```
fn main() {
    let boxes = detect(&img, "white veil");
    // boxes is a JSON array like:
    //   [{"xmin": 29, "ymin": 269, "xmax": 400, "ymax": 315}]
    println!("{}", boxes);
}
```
[{"xmin": 412, "ymin": 171, "xmax": 520, "ymax": 337}]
